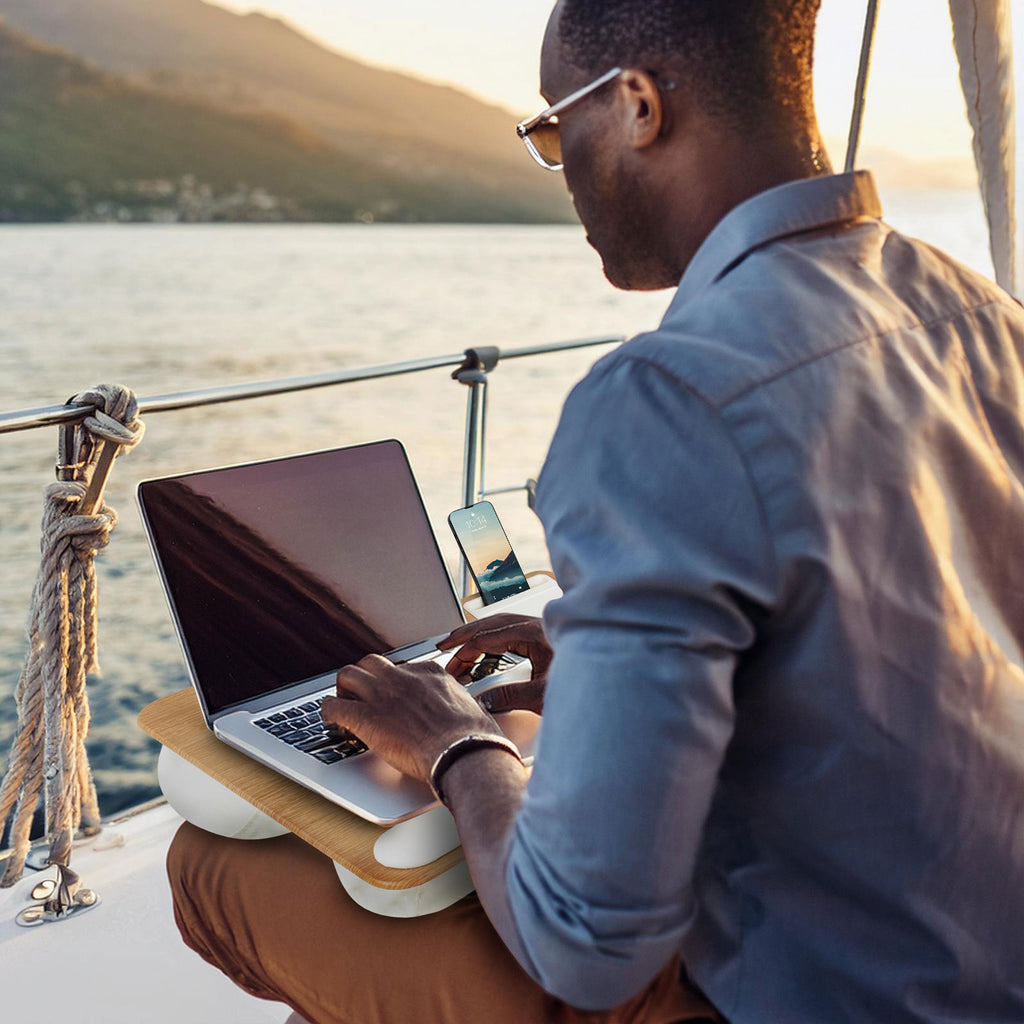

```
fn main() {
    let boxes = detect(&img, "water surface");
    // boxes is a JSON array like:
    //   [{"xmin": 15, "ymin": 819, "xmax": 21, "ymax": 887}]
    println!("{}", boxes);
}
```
[{"xmin": 0, "ymin": 191, "xmax": 994, "ymax": 815}]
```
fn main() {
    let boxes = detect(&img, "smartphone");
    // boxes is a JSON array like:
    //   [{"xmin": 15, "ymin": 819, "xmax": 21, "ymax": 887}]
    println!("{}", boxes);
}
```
[{"xmin": 448, "ymin": 500, "xmax": 530, "ymax": 605}]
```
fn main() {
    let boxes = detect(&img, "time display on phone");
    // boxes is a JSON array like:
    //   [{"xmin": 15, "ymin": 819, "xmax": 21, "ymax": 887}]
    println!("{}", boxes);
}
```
[{"xmin": 448, "ymin": 501, "xmax": 530, "ymax": 605}]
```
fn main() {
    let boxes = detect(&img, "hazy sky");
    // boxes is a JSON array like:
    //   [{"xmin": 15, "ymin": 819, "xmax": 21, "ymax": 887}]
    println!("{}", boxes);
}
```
[{"xmin": 220, "ymin": 0, "xmax": 1022, "ymax": 164}]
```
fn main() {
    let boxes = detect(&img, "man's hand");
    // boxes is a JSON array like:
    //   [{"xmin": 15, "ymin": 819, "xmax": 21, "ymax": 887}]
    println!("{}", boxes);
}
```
[
  {"xmin": 321, "ymin": 634, "xmax": 542, "ymax": 978},
  {"xmin": 437, "ymin": 614, "xmax": 553, "ymax": 715},
  {"xmin": 320, "ymin": 655, "xmax": 499, "ymax": 784}
]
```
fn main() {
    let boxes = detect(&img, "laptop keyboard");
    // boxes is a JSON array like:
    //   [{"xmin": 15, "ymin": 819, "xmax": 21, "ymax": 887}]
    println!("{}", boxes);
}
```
[
  {"xmin": 253, "ymin": 695, "xmax": 367, "ymax": 765},
  {"xmin": 252, "ymin": 654, "xmax": 521, "ymax": 764},
  {"xmin": 469, "ymin": 653, "xmax": 521, "ymax": 681}
]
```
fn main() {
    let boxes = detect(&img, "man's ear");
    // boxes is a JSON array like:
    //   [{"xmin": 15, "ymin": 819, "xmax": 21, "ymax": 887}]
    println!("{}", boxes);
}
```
[{"xmin": 616, "ymin": 69, "xmax": 666, "ymax": 150}]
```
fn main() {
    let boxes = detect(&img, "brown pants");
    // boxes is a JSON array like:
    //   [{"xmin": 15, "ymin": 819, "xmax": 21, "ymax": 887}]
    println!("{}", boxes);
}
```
[{"xmin": 167, "ymin": 823, "xmax": 723, "ymax": 1024}]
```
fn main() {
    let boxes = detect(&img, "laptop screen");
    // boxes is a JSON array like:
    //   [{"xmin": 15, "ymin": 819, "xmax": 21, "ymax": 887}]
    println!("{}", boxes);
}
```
[{"xmin": 138, "ymin": 440, "xmax": 464, "ymax": 716}]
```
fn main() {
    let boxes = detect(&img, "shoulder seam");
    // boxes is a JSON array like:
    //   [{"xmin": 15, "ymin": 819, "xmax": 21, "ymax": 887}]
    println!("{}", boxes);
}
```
[{"xmin": 715, "ymin": 296, "xmax": 1008, "ymax": 407}]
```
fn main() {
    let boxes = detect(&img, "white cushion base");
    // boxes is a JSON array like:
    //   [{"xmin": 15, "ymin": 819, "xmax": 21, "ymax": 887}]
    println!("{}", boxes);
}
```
[
  {"xmin": 332, "ymin": 858, "xmax": 475, "ymax": 918},
  {"xmin": 157, "ymin": 745, "xmax": 475, "ymax": 917},
  {"xmin": 157, "ymin": 745, "xmax": 290, "ymax": 840}
]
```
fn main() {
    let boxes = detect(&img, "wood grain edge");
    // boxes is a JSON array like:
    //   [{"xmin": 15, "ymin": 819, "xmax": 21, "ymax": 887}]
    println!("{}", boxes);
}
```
[{"xmin": 137, "ymin": 689, "xmax": 466, "ymax": 889}]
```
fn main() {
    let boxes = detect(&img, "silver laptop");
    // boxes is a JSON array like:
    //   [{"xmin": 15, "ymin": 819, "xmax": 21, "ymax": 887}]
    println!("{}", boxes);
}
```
[{"xmin": 137, "ymin": 439, "xmax": 539, "ymax": 825}]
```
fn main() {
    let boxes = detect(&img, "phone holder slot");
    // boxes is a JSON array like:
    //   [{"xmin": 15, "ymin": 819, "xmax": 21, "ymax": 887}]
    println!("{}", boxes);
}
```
[{"xmin": 461, "ymin": 571, "xmax": 562, "ymax": 621}]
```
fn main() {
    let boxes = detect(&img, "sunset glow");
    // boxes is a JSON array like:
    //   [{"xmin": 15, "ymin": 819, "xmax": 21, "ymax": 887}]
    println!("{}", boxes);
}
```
[{"xmin": 220, "ymin": 0, "xmax": 1022, "ymax": 170}]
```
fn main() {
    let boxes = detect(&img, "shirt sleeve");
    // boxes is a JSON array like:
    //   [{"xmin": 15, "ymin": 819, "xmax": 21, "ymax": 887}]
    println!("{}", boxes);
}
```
[{"xmin": 506, "ymin": 347, "xmax": 778, "ymax": 1009}]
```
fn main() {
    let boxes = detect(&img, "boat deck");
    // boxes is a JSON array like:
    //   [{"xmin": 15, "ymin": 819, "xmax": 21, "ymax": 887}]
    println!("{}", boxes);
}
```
[{"xmin": 0, "ymin": 801, "xmax": 288, "ymax": 1024}]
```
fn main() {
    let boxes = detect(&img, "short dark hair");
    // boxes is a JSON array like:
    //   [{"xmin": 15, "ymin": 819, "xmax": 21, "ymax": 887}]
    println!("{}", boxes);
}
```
[{"xmin": 557, "ymin": 0, "xmax": 821, "ymax": 129}]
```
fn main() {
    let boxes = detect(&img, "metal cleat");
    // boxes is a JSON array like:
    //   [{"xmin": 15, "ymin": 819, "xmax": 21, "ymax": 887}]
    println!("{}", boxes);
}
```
[
  {"xmin": 15, "ymin": 864, "xmax": 101, "ymax": 927},
  {"xmin": 30, "ymin": 877, "xmax": 57, "ymax": 901}
]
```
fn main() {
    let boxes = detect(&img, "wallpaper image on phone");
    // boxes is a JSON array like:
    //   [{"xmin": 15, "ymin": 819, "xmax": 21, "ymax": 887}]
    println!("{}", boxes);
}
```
[{"xmin": 449, "ymin": 502, "xmax": 530, "ymax": 605}]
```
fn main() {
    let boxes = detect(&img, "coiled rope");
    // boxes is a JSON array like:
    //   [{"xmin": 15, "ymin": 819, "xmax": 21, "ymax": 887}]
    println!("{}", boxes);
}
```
[{"xmin": 0, "ymin": 385, "xmax": 144, "ymax": 887}]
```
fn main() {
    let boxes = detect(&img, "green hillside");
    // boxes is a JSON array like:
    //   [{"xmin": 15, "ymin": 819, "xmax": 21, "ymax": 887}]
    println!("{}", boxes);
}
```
[{"xmin": 0, "ymin": 0, "xmax": 574, "ymax": 223}]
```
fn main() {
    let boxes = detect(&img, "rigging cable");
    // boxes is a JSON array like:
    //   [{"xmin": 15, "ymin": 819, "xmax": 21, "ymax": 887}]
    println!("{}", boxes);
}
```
[{"xmin": 844, "ymin": 0, "xmax": 882, "ymax": 173}]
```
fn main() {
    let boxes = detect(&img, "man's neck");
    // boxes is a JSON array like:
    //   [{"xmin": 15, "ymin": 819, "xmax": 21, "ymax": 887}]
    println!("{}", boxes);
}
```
[{"xmin": 656, "ymin": 120, "xmax": 834, "ymax": 284}]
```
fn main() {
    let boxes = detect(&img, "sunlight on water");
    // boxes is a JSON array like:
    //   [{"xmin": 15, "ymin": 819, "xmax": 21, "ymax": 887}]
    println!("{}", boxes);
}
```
[{"xmin": 0, "ymin": 189, "xmax": 995, "ymax": 814}]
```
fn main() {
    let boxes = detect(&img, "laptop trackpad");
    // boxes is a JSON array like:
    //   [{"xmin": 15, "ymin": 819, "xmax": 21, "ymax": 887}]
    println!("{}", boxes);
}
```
[{"xmin": 373, "ymin": 710, "xmax": 538, "ymax": 870}]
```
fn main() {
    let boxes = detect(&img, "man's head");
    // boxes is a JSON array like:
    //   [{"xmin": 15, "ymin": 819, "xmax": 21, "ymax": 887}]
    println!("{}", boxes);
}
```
[{"xmin": 538, "ymin": 0, "xmax": 826, "ymax": 290}]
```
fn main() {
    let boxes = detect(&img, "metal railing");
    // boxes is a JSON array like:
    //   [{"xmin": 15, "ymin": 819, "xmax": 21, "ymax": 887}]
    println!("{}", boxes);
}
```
[{"xmin": 0, "ymin": 334, "xmax": 624, "ymax": 595}]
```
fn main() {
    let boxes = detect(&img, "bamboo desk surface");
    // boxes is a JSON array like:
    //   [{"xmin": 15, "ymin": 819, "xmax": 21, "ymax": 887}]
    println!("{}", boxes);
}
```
[
  {"xmin": 137, "ymin": 572, "xmax": 555, "ymax": 890},
  {"xmin": 137, "ymin": 688, "xmax": 465, "ymax": 890}
]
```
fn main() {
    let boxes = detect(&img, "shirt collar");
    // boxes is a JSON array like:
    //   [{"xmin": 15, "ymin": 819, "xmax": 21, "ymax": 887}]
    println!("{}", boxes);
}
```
[{"xmin": 667, "ymin": 170, "xmax": 883, "ymax": 315}]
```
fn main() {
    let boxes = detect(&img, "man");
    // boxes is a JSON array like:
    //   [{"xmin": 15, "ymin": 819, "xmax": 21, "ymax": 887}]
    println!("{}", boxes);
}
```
[{"xmin": 168, "ymin": 1, "xmax": 1024, "ymax": 1021}]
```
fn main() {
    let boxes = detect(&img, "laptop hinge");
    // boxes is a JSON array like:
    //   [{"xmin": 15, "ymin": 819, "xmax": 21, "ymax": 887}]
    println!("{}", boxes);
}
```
[
  {"xmin": 211, "ymin": 672, "xmax": 338, "ymax": 722},
  {"xmin": 210, "ymin": 634, "xmax": 451, "ymax": 723},
  {"xmin": 387, "ymin": 633, "xmax": 451, "ymax": 664}
]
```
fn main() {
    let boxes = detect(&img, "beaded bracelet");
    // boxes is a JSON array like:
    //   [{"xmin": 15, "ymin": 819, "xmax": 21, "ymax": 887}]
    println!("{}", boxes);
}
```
[{"xmin": 429, "ymin": 733, "xmax": 525, "ymax": 806}]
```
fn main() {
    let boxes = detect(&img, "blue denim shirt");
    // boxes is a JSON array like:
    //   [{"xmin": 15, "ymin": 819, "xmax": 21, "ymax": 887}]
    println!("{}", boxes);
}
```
[{"xmin": 510, "ymin": 171, "xmax": 1024, "ymax": 1021}]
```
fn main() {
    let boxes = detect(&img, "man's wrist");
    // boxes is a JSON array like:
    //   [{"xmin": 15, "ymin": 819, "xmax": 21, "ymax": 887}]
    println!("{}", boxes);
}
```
[{"xmin": 429, "ymin": 733, "xmax": 524, "ymax": 806}]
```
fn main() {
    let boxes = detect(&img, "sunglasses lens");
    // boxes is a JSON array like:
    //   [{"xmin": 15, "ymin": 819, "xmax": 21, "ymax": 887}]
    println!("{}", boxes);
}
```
[{"xmin": 528, "ymin": 121, "xmax": 562, "ymax": 169}]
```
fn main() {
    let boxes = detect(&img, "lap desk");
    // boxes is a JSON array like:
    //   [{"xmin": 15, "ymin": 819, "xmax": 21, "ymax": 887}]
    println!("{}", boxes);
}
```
[
  {"xmin": 138, "ymin": 687, "xmax": 462, "ymax": 890},
  {"xmin": 137, "ymin": 571, "xmax": 560, "ymax": 917}
]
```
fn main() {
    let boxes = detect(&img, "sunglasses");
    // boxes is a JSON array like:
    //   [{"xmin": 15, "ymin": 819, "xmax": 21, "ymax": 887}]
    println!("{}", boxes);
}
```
[{"xmin": 516, "ymin": 67, "xmax": 624, "ymax": 171}]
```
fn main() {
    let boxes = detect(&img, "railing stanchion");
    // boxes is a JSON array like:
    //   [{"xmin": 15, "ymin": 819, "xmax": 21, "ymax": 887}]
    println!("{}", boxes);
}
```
[{"xmin": 453, "ymin": 347, "xmax": 501, "ymax": 598}]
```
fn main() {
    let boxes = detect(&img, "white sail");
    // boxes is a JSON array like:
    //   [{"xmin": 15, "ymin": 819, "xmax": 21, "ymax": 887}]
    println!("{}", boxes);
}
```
[{"xmin": 949, "ymin": 0, "xmax": 1018, "ymax": 296}]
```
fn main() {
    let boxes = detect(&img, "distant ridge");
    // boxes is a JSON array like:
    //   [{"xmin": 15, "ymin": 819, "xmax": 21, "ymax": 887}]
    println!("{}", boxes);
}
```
[
  {"xmin": 826, "ymin": 139, "xmax": 976, "ymax": 192},
  {"xmin": 0, "ymin": 23, "xmax": 572, "ymax": 223},
  {"xmin": 0, "ymin": 0, "xmax": 573, "ymax": 223}
]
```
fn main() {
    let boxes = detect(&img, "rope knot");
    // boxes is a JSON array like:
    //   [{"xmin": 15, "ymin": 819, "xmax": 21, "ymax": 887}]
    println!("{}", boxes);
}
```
[
  {"xmin": 0, "ymin": 382, "xmax": 144, "ymax": 885},
  {"xmin": 72, "ymin": 385, "xmax": 145, "ymax": 455},
  {"xmin": 43, "ymin": 483, "xmax": 118, "ymax": 546}
]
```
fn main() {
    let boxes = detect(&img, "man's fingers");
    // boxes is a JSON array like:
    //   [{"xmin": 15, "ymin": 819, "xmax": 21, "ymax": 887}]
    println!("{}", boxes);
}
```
[
  {"xmin": 478, "ymin": 678, "xmax": 546, "ymax": 716},
  {"xmin": 320, "ymin": 693, "xmax": 370, "ymax": 734},
  {"xmin": 442, "ymin": 626, "xmax": 527, "ymax": 672},
  {"xmin": 445, "ymin": 642, "xmax": 486, "ymax": 679},
  {"xmin": 437, "ymin": 614, "xmax": 540, "ymax": 651},
  {"xmin": 443, "ymin": 616, "xmax": 554, "ymax": 683},
  {"xmin": 437, "ymin": 620, "xmax": 490, "ymax": 650},
  {"xmin": 436, "ymin": 620, "xmax": 500, "ymax": 650},
  {"xmin": 357, "ymin": 653, "xmax": 394, "ymax": 671},
  {"xmin": 335, "ymin": 664, "xmax": 374, "ymax": 699},
  {"xmin": 435, "ymin": 632, "xmax": 463, "ymax": 652}
]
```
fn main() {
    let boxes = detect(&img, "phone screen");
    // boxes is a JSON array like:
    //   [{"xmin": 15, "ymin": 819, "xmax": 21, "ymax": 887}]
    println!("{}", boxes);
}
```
[{"xmin": 448, "ymin": 501, "xmax": 530, "ymax": 605}]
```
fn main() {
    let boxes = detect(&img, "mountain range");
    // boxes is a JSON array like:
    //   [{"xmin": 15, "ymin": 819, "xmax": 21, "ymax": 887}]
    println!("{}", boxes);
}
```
[
  {"xmin": 0, "ymin": 0, "xmax": 574, "ymax": 223},
  {"xmin": 0, "ymin": 0, "xmax": 976, "ymax": 223}
]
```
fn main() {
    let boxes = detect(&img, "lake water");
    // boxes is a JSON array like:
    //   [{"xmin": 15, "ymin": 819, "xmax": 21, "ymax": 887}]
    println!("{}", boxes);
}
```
[{"xmin": 0, "ymin": 190, "xmax": 997, "ymax": 816}]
